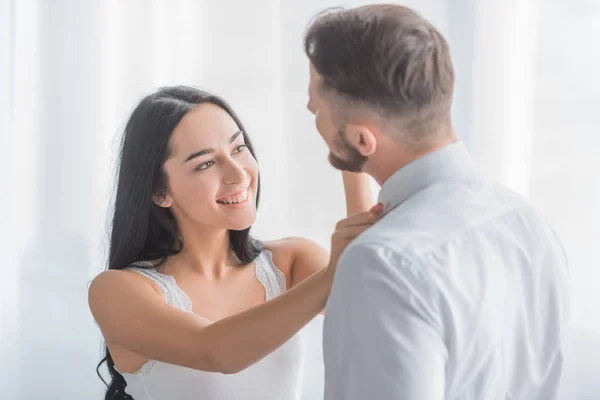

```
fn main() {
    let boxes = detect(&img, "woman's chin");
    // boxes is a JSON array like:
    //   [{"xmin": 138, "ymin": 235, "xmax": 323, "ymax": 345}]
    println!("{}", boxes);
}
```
[{"xmin": 227, "ymin": 212, "xmax": 257, "ymax": 231}]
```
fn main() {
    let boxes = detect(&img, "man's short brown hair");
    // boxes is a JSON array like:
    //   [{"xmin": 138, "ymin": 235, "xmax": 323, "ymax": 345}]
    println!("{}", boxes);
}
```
[{"xmin": 305, "ymin": 4, "xmax": 455, "ymax": 144}]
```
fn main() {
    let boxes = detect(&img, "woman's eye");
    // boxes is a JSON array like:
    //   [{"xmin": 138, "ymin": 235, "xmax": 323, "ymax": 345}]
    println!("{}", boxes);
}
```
[
  {"xmin": 195, "ymin": 160, "xmax": 215, "ymax": 171},
  {"xmin": 234, "ymin": 144, "xmax": 247, "ymax": 154}
]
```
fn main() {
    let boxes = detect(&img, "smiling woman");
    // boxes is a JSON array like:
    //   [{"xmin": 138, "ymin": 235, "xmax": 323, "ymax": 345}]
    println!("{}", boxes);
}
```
[
  {"xmin": 154, "ymin": 102, "xmax": 260, "ymax": 232},
  {"xmin": 88, "ymin": 85, "xmax": 376, "ymax": 400}
]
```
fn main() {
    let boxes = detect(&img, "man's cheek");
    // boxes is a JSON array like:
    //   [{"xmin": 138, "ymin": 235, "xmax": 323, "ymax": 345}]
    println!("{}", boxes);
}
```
[
  {"xmin": 316, "ymin": 116, "xmax": 331, "ymax": 141},
  {"xmin": 315, "ymin": 118, "xmax": 325, "ymax": 139}
]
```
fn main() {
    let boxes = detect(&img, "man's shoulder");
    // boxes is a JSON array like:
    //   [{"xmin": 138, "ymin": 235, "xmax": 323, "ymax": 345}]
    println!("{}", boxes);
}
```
[
  {"xmin": 348, "ymin": 201, "xmax": 442, "ymax": 261},
  {"xmin": 338, "ymin": 238, "xmax": 409, "ymax": 281},
  {"xmin": 348, "ymin": 178, "xmax": 552, "ymax": 264}
]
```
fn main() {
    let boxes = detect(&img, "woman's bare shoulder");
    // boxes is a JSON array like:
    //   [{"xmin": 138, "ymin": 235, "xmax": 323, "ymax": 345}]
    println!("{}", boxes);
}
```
[
  {"xmin": 88, "ymin": 269, "xmax": 162, "ymax": 316},
  {"xmin": 263, "ymin": 237, "xmax": 329, "ymax": 287}
]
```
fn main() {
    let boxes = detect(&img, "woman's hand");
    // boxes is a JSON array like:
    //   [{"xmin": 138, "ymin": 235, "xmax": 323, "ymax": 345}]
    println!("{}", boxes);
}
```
[{"xmin": 325, "ymin": 203, "xmax": 384, "ymax": 280}]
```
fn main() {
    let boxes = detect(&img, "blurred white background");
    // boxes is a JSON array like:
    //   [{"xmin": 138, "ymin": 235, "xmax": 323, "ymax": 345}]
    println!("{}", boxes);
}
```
[{"xmin": 0, "ymin": 0, "xmax": 599, "ymax": 399}]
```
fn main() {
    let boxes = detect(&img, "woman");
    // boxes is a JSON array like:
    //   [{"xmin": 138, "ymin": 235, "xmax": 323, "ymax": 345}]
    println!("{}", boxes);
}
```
[{"xmin": 88, "ymin": 86, "xmax": 379, "ymax": 400}]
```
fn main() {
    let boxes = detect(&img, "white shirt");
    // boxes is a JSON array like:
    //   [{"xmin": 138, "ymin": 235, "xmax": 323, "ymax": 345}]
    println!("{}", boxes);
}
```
[{"xmin": 323, "ymin": 142, "xmax": 569, "ymax": 400}]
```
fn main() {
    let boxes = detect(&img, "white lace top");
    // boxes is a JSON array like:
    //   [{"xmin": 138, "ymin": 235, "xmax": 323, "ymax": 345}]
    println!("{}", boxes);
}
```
[{"xmin": 119, "ymin": 250, "xmax": 305, "ymax": 400}]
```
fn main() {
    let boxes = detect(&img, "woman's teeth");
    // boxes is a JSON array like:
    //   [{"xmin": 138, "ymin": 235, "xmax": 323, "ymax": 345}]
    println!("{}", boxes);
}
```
[{"xmin": 217, "ymin": 189, "xmax": 248, "ymax": 204}]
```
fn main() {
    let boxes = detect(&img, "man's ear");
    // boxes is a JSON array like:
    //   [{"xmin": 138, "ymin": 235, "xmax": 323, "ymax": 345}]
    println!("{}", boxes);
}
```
[{"xmin": 345, "ymin": 123, "xmax": 377, "ymax": 156}]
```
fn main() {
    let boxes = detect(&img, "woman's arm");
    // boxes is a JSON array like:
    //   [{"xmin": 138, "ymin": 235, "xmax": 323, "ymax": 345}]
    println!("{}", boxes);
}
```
[
  {"xmin": 342, "ymin": 171, "xmax": 375, "ymax": 217},
  {"xmin": 89, "ymin": 266, "xmax": 330, "ymax": 375},
  {"xmin": 286, "ymin": 173, "xmax": 376, "ymax": 290},
  {"xmin": 88, "ymin": 209, "xmax": 380, "ymax": 375},
  {"xmin": 282, "ymin": 238, "xmax": 331, "ymax": 315}
]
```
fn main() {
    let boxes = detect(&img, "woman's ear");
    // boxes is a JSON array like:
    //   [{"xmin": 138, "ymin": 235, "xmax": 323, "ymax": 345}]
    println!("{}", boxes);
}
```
[{"xmin": 152, "ymin": 194, "xmax": 173, "ymax": 208}]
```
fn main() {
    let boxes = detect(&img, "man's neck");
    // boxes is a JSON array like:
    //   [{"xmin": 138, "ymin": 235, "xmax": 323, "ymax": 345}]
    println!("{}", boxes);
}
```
[{"xmin": 368, "ymin": 136, "xmax": 458, "ymax": 185}]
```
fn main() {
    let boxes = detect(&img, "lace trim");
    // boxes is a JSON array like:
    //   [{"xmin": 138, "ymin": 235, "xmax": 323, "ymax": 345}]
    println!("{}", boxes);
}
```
[
  {"xmin": 123, "ymin": 358, "xmax": 158, "ymax": 377},
  {"xmin": 124, "ymin": 262, "xmax": 193, "ymax": 377},
  {"xmin": 255, "ymin": 249, "xmax": 287, "ymax": 301},
  {"xmin": 262, "ymin": 249, "xmax": 287, "ymax": 294},
  {"xmin": 129, "ymin": 261, "xmax": 193, "ymax": 313},
  {"xmin": 255, "ymin": 259, "xmax": 275, "ymax": 300}
]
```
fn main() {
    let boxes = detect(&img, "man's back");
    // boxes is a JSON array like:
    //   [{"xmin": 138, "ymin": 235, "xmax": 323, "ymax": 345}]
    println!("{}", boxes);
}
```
[{"xmin": 323, "ymin": 143, "xmax": 569, "ymax": 399}]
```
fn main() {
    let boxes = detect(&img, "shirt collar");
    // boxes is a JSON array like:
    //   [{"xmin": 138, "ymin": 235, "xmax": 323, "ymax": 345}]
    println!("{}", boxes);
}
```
[{"xmin": 378, "ymin": 141, "xmax": 477, "ymax": 213}]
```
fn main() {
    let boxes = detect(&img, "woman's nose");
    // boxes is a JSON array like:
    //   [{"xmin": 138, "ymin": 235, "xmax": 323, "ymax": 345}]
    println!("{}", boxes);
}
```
[{"xmin": 223, "ymin": 160, "xmax": 247, "ymax": 185}]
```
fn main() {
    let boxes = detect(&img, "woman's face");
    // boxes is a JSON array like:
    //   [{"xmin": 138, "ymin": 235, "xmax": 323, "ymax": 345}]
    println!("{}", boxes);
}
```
[{"xmin": 160, "ymin": 103, "xmax": 259, "ymax": 231}]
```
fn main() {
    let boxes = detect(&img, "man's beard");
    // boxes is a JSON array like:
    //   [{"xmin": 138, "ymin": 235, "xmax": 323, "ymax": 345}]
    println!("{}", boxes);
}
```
[{"xmin": 328, "ymin": 128, "xmax": 367, "ymax": 173}]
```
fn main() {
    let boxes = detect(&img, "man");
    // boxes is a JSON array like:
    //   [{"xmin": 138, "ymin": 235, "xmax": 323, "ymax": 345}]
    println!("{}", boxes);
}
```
[{"xmin": 305, "ymin": 4, "xmax": 569, "ymax": 400}]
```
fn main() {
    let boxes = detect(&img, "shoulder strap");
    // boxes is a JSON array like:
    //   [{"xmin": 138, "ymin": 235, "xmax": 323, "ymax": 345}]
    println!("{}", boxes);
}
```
[
  {"xmin": 255, "ymin": 250, "xmax": 287, "ymax": 299},
  {"xmin": 127, "ymin": 262, "xmax": 192, "ymax": 312}
]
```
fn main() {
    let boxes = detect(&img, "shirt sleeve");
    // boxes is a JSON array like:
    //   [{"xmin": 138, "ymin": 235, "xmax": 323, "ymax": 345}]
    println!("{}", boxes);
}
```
[{"xmin": 323, "ymin": 243, "xmax": 448, "ymax": 400}]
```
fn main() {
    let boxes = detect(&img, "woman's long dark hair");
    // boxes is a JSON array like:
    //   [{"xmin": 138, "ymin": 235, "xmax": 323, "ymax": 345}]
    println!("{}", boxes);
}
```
[{"xmin": 96, "ymin": 86, "xmax": 263, "ymax": 399}]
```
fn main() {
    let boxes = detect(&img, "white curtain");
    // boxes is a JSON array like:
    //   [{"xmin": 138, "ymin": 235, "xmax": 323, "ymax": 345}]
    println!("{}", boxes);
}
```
[
  {"xmin": 470, "ymin": 0, "xmax": 600, "ymax": 336},
  {"xmin": 1, "ymin": 0, "xmax": 598, "ymax": 398}
]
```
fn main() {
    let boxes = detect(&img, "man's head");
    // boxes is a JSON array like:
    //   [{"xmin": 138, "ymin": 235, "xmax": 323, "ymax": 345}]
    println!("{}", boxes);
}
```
[{"xmin": 305, "ymin": 5, "xmax": 456, "ymax": 181}]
